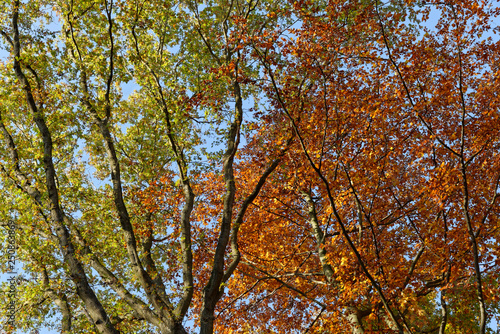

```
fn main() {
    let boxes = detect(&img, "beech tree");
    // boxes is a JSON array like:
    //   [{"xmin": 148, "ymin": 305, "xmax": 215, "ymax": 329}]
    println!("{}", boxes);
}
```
[
  {"xmin": 0, "ymin": 0, "xmax": 499, "ymax": 334},
  {"xmin": 209, "ymin": 0, "xmax": 500, "ymax": 333},
  {"xmin": 0, "ymin": 0, "xmax": 290, "ymax": 333}
]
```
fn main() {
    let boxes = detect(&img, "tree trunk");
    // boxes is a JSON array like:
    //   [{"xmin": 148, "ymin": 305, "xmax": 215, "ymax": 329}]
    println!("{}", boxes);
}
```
[{"xmin": 346, "ymin": 307, "xmax": 365, "ymax": 334}]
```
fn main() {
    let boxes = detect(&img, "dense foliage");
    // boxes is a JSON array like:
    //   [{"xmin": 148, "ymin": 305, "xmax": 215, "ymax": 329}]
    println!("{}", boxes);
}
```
[{"xmin": 0, "ymin": 0, "xmax": 499, "ymax": 333}]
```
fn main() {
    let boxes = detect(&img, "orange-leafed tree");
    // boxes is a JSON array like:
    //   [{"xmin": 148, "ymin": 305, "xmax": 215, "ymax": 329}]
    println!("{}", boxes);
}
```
[{"xmin": 209, "ymin": 0, "xmax": 500, "ymax": 333}]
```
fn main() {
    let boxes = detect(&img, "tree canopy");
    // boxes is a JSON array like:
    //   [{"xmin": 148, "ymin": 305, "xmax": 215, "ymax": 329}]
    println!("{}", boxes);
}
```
[{"xmin": 0, "ymin": 0, "xmax": 499, "ymax": 333}]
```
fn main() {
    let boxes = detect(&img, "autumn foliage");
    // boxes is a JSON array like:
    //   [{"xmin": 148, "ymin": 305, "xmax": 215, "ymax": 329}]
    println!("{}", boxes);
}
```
[
  {"xmin": 211, "ymin": 0, "xmax": 500, "ymax": 332},
  {"xmin": 0, "ymin": 0, "xmax": 499, "ymax": 333}
]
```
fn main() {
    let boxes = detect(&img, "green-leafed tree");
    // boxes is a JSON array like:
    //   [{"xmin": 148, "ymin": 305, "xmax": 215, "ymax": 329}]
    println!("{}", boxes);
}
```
[{"xmin": 0, "ymin": 0, "xmax": 290, "ymax": 333}]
